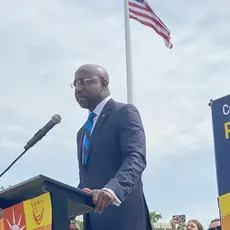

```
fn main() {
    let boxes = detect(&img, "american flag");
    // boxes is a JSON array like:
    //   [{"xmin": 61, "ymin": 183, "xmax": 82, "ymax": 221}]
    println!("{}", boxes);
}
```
[{"xmin": 128, "ymin": 0, "xmax": 173, "ymax": 49}]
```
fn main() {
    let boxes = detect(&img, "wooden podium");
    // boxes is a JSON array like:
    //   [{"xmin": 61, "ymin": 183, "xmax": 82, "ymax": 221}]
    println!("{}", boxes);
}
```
[{"xmin": 0, "ymin": 174, "xmax": 94, "ymax": 230}]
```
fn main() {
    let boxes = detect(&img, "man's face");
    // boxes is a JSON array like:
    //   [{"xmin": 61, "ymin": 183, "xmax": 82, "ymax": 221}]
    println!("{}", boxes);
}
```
[
  {"xmin": 74, "ymin": 70, "xmax": 102, "ymax": 109},
  {"xmin": 209, "ymin": 220, "xmax": 221, "ymax": 229}
]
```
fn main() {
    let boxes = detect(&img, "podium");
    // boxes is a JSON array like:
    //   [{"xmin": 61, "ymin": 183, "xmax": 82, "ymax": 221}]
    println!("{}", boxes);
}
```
[{"xmin": 0, "ymin": 174, "xmax": 95, "ymax": 230}]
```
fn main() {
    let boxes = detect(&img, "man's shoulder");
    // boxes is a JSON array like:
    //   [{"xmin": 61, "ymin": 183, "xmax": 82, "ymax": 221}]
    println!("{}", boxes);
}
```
[
  {"xmin": 113, "ymin": 100, "xmax": 139, "ymax": 112},
  {"xmin": 111, "ymin": 100, "xmax": 142, "ymax": 122}
]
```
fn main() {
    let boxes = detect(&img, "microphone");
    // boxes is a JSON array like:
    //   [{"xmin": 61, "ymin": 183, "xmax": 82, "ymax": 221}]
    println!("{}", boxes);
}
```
[
  {"xmin": 24, "ymin": 114, "xmax": 61, "ymax": 150},
  {"xmin": 0, "ymin": 114, "xmax": 62, "ymax": 178}
]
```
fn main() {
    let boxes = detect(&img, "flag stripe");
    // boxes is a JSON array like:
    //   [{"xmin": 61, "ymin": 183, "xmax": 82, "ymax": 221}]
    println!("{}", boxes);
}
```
[
  {"xmin": 129, "ymin": 0, "xmax": 170, "ymax": 31},
  {"xmin": 128, "ymin": 0, "xmax": 172, "ymax": 49},
  {"xmin": 129, "ymin": 14, "xmax": 170, "ymax": 42},
  {"xmin": 129, "ymin": 9, "xmax": 169, "ymax": 37},
  {"xmin": 129, "ymin": 3, "xmax": 170, "ymax": 34},
  {"xmin": 129, "ymin": 1, "xmax": 147, "ymax": 11}
]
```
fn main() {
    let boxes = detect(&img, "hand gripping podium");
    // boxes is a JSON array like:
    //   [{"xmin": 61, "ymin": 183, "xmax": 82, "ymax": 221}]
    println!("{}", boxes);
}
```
[{"xmin": 0, "ymin": 174, "xmax": 94, "ymax": 230}]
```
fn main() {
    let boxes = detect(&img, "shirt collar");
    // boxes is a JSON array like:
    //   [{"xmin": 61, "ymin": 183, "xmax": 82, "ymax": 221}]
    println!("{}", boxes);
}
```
[{"xmin": 90, "ymin": 96, "xmax": 111, "ymax": 117}]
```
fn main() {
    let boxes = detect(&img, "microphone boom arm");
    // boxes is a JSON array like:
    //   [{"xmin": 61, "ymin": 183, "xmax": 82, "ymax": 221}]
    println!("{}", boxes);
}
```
[
  {"xmin": 0, "ymin": 149, "xmax": 28, "ymax": 178},
  {"xmin": 0, "ymin": 114, "xmax": 61, "ymax": 179}
]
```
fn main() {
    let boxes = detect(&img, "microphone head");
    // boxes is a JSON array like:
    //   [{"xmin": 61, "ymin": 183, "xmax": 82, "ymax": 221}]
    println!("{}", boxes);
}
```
[{"xmin": 51, "ymin": 114, "xmax": 62, "ymax": 124}]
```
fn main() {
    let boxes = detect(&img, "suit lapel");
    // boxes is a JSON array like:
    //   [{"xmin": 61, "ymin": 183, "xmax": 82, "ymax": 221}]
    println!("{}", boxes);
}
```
[
  {"xmin": 77, "ymin": 126, "xmax": 85, "ymax": 163},
  {"xmin": 86, "ymin": 99, "xmax": 115, "ymax": 165}
]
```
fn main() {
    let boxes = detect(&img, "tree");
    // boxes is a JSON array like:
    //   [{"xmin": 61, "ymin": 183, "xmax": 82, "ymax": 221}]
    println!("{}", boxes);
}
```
[
  {"xmin": 149, "ymin": 211, "xmax": 163, "ymax": 229},
  {"xmin": 76, "ymin": 220, "xmax": 83, "ymax": 230},
  {"xmin": 177, "ymin": 222, "xmax": 186, "ymax": 230},
  {"xmin": 149, "ymin": 211, "xmax": 162, "ymax": 224},
  {"xmin": 75, "ymin": 211, "xmax": 163, "ymax": 230}
]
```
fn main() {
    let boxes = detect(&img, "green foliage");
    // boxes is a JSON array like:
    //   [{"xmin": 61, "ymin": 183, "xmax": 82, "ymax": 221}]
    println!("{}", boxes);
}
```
[
  {"xmin": 76, "ymin": 220, "xmax": 83, "ymax": 230},
  {"xmin": 149, "ymin": 211, "xmax": 162, "ymax": 223},
  {"xmin": 149, "ymin": 211, "xmax": 163, "ymax": 230},
  {"xmin": 177, "ymin": 222, "xmax": 186, "ymax": 230},
  {"xmin": 75, "ymin": 212, "xmax": 163, "ymax": 230}
]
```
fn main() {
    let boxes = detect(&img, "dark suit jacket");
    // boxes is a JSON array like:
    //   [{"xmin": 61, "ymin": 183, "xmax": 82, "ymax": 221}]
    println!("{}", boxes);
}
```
[{"xmin": 76, "ymin": 99, "xmax": 152, "ymax": 230}]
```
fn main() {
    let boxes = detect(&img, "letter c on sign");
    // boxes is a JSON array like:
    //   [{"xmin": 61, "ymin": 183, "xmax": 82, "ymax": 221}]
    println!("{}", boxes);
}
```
[{"xmin": 223, "ymin": 104, "xmax": 230, "ymax": 115}]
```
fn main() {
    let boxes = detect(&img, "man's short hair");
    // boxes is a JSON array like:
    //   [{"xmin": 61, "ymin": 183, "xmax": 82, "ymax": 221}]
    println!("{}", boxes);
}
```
[
  {"xmin": 209, "ymin": 218, "xmax": 221, "ymax": 229},
  {"xmin": 210, "ymin": 218, "xmax": 220, "ymax": 223}
]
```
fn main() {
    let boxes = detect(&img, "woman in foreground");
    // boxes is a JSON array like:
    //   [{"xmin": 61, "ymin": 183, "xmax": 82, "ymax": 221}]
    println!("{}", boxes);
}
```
[{"xmin": 170, "ymin": 217, "xmax": 204, "ymax": 230}]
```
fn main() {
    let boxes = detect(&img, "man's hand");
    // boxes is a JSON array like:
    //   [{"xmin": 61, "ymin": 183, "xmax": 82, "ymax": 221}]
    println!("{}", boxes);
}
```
[{"xmin": 83, "ymin": 188, "xmax": 115, "ymax": 214}]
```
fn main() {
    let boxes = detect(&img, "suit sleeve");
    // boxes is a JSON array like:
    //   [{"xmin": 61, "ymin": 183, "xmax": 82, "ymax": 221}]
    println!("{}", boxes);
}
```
[
  {"xmin": 104, "ymin": 104, "xmax": 147, "ymax": 202},
  {"xmin": 76, "ymin": 131, "xmax": 81, "ymax": 189}
]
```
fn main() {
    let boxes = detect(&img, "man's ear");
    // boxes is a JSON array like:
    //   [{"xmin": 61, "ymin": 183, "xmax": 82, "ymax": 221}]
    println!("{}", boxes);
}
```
[{"xmin": 101, "ymin": 78, "xmax": 109, "ymax": 90}]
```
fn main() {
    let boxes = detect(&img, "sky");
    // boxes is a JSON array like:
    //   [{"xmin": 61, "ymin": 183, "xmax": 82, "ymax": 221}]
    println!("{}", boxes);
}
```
[{"xmin": 0, "ymin": 0, "xmax": 230, "ymax": 228}]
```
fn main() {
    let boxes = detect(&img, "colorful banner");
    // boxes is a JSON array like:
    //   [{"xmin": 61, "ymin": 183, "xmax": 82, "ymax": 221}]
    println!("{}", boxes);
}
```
[
  {"xmin": 0, "ymin": 218, "xmax": 4, "ymax": 230},
  {"xmin": 1, "ymin": 192, "xmax": 52, "ymax": 230},
  {"xmin": 211, "ymin": 94, "xmax": 230, "ymax": 230}
]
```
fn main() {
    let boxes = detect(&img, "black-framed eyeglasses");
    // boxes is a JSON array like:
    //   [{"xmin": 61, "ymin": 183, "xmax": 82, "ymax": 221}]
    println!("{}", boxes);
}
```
[
  {"xmin": 70, "ymin": 76, "xmax": 99, "ymax": 88},
  {"xmin": 207, "ymin": 226, "xmax": 221, "ymax": 230}
]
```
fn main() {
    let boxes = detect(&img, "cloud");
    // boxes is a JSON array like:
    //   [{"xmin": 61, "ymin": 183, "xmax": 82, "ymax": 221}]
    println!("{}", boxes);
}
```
[{"xmin": 0, "ymin": 0, "xmax": 229, "ymax": 227}]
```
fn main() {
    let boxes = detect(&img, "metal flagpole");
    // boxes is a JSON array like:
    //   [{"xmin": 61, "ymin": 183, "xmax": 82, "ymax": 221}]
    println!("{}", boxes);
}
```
[{"xmin": 124, "ymin": 0, "xmax": 134, "ymax": 104}]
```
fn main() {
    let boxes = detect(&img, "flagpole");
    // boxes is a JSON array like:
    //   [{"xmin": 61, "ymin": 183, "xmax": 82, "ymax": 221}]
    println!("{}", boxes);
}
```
[{"xmin": 124, "ymin": 0, "xmax": 134, "ymax": 104}]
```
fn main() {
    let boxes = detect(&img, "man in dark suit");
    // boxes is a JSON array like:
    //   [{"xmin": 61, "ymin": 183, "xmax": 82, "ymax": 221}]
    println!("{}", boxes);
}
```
[{"xmin": 74, "ymin": 64, "xmax": 152, "ymax": 230}]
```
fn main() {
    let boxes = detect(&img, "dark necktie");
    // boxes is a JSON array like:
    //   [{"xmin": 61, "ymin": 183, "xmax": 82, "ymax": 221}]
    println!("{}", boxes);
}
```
[{"xmin": 82, "ymin": 112, "xmax": 97, "ymax": 165}]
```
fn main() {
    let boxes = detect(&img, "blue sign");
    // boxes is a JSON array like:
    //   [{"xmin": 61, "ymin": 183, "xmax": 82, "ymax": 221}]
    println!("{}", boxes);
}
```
[{"xmin": 211, "ymin": 94, "xmax": 230, "ymax": 196}]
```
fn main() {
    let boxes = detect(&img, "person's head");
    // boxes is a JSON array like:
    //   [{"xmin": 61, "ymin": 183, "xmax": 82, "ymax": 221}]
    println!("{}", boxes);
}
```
[
  {"xmin": 186, "ymin": 219, "xmax": 204, "ymax": 230},
  {"xmin": 208, "ymin": 218, "xmax": 221, "ymax": 230},
  {"xmin": 73, "ymin": 64, "xmax": 110, "ymax": 111}
]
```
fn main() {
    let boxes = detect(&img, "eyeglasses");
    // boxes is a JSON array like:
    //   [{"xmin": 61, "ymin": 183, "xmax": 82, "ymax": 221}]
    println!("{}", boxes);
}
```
[
  {"xmin": 70, "ymin": 76, "xmax": 99, "ymax": 88},
  {"xmin": 207, "ymin": 226, "xmax": 221, "ymax": 230}
]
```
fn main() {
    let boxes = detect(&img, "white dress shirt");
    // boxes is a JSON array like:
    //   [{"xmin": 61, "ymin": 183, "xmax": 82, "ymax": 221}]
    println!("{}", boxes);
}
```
[{"xmin": 88, "ymin": 96, "xmax": 121, "ymax": 206}]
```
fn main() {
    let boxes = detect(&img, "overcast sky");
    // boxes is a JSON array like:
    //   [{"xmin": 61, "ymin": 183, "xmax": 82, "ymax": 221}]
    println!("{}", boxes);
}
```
[{"xmin": 1, "ymin": 0, "xmax": 230, "ymax": 228}]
